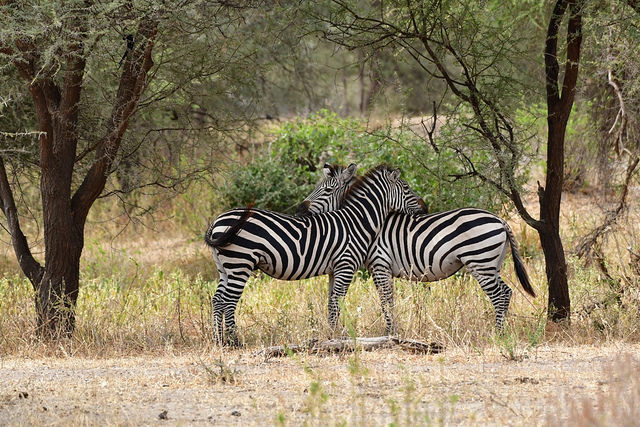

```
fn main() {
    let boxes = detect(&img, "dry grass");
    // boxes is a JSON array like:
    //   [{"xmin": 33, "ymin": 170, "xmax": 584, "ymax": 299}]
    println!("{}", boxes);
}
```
[
  {"xmin": 1, "ymin": 234, "xmax": 636, "ymax": 357},
  {"xmin": 547, "ymin": 353, "xmax": 640, "ymax": 426}
]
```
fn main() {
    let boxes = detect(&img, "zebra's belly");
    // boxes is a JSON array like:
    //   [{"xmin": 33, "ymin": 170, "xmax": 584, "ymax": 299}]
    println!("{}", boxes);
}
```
[
  {"xmin": 391, "ymin": 257, "xmax": 464, "ymax": 282},
  {"xmin": 256, "ymin": 257, "xmax": 332, "ymax": 281}
]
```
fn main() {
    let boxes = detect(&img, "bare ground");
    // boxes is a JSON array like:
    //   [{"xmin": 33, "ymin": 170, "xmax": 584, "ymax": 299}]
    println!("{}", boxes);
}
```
[{"xmin": 1, "ymin": 342, "xmax": 638, "ymax": 426}]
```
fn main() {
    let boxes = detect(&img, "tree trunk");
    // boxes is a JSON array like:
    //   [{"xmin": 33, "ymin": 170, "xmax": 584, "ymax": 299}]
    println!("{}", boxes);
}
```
[
  {"xmin": 538, "ymin": 225, "xmax": 569, "ymax": 321},
  {"xmin": 539, "ymin": 115, "xmax": 571, "ymax": 322},
  {"xmin": 35, "ymin": 255, "xmax": 82, "ymax": 337},
  {"xmin": 36, "ymin": 175, "xmax": 84, "ymax": 336},
  {"xmin": 539, "ymin": 0, "xmax": 582, "ymax": 322}
]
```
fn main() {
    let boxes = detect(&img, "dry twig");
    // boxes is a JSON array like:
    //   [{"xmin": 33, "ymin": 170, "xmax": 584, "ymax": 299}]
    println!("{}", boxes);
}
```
[{"xmin": 256, "ymin": 336, "xmax": 444, "ymax": 358}]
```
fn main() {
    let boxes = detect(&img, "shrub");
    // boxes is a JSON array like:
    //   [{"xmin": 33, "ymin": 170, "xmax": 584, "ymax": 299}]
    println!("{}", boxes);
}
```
[
  {"xmin": 219, "ymin": 111, "xmax": 359, "ymax": 213},
  {"xmin": 219, "ymin": 155, "xmax": 317, "ymax": 214},
  {"xmin": 219, "ymin": 110, "xmax": 506, "ymax": 213}
]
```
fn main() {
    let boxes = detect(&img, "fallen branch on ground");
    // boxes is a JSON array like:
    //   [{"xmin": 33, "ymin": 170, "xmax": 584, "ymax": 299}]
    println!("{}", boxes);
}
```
[{"xmin": 257, "ymin": 336, "xmax": 444, "ymax": 358}]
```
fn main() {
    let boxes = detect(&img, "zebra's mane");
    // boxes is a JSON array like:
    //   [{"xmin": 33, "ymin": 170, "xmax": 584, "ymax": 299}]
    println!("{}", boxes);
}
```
[
  {"xmin": 339, "ymin": 164, "xmax": 393, "ymax": 207},
  {"xmin": 326, "ymin": 163, "xmax": 343, "ymax": 176},
  {"xmin": 325, "ymin": 163, "xmax": 357, "ymax": 180}
]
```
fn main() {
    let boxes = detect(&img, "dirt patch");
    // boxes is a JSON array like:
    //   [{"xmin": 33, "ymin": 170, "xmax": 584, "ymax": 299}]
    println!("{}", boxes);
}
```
[{"xmin": 1, "ymin": 342, "xmax": 638, "ymax": 425}]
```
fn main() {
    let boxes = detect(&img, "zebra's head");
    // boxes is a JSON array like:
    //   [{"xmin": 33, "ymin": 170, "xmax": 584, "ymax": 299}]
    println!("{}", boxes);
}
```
[
  {"xmin": 296, "ymin": 163, "xmax": 358, "ymax": 217},
  {"xmin": 382, "ymin": 167, "xmax": 428, "ymax": 215}
]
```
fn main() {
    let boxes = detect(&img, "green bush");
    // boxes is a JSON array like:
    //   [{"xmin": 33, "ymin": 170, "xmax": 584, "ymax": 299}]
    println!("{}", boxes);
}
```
[
  {"xmin": 219, "ymin": 110, "xmax": 361, "ymax": 213},
  {"xmin": 219, "ymin": 155, "xmax": 317, "ymax": 214},
  {"xmin": 219, "ymin": 110, "xmax": 505, "ymax": 213}
]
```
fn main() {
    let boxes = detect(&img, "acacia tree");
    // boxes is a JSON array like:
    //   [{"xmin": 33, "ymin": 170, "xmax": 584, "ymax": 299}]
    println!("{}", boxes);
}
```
[
  {"xmin": 317, "ymin": 0, "xmax": 583, "ymax": 321},
  {"xmin": 0, "ymin": 0, "xmax": 267, "ymax": 336}
]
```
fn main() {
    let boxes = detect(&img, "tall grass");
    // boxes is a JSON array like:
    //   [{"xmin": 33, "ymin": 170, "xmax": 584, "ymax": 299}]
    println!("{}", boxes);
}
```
[{"xmin": 1, "ymin": 248, "xmax": 638, "ymax": 357}]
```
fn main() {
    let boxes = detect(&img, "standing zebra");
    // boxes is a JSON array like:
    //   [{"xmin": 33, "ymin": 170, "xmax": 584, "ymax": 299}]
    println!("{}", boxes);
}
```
[
  {"xmin": 297, "ymin": 164, "xmax": 535, "ymax": 333},
  {"xmin": 205, "ymin": 165, "xmax": 427, "ymax": 345}
]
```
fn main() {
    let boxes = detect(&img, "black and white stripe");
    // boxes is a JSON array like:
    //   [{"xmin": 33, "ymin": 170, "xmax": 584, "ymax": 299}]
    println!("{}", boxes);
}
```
[
  {"xmin": 205, "ymin": 165, "xmax": 427, "ymax": 344},
  {"xmin": 297, "ymin": 164, "xmax": 535, "ymax": 333}
]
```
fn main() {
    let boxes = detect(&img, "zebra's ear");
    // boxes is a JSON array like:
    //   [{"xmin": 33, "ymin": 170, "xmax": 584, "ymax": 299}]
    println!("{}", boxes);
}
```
[
  {"xmin": 340, "ymin": 163, "xmax": 357, "ymax": 183},
  {"xmin": 389, "ymin": 168, "xmax": 401, "ymax": 182},
  {"xmin": 322, "ymin": 164, "xmax": 335, "ymax": 178}
]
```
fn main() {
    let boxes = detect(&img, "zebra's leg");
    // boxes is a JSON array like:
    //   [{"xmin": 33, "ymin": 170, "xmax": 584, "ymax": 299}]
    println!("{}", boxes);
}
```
[
  {"xmin": 211, "ymin": 250, "xmax": 228, "ymax": 345},
  {"xmin": 468, "ymin": 268, "xmax": 511, "ymax": 332},
  {"xmin": 213, "ymin": 267, "xmax": 252, "ymax": 347},
  {"xmin": 327, "ymin": 269, "xmax": 356, "ymax": 332},
  {"xmin": 223, "ymin": 269, "xmax": 253, "ymax": 346},
  {"xmin": 327, "ymin": 272, "xmax": 335, "ymax": 299},
  {"xmin": 371, "ymin": 265, "xmax": 396, "ymax": 335},
  {"xmin": 212, "ymin": 287, "xmax": 225, "ymax": 344}
]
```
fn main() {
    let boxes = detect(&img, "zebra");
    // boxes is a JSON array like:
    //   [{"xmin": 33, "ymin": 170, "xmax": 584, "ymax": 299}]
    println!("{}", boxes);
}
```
[
  {"xmin": 297, "ymin": 164, "xmax": 536, "ymax": 334},
  {"xmin": 205, "ymin": 165, "xmax": 427, "ymax": 345}
]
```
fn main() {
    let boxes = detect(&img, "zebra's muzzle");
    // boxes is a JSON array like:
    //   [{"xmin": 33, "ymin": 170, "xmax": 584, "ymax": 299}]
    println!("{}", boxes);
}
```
[{"xmin": 418, "ymin": 198, "xmax": 428, "ymax": 213}]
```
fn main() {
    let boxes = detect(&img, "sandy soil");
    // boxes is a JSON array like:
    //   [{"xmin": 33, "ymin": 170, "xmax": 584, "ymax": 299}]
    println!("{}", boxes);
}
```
[{"xmin": 1, "ymin": 342, "xmax": 638, "ymax": 426}]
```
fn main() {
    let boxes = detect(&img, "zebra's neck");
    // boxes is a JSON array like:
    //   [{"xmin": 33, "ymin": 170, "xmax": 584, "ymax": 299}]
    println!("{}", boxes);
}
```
[{"xmin": 340, "ymin": 178, "xmax": 388, "ymax": 234}]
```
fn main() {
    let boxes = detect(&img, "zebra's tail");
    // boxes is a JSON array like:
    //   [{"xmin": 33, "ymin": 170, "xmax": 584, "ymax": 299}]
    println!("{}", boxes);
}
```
[
  {"xmin": 204, "ymin": 208, "xmax": 253, "ymax": 249},
  {"xmin": 503, "ymin": 220, "xmax": 536, "ymax": 298}
]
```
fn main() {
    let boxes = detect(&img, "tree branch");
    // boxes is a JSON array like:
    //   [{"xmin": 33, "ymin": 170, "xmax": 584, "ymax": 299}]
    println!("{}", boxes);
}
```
[
  {"xmin": 575, "ymin": 154, "xmax": 639, "ymax": 259},
  {"xmin": 545, "ymin": 0, "xmax": 570, "ymax": 109},
  {"xmin": 11, "ymin": 37, "xmax": 60, "ymax": 168},
  {"xmin": 560, "ymin": 1, "xmax": 582, "ymax": 115},
  {"xmin": 422, "ymin": 101, "xmax": 439, "ymax": 153},
  {"xmin": 0, "ymin": 156, "xmax": 44, "ymax": 286},
  {"xmin": 323, "ymin": 0, "xmax": 540, "ymax": 230},
  {"xmin": 71, "ymin": 17, "xmax": 158, "ymax": 226},
  {"xmin": 59, "ymin": 40, "xmax": 87, "ymax": 144},
  {"xmin": 607, "ymin": 65, "xmax": 627, "ymax": 155},
  {"xmin": 257, "ymin": 336, "xmax": 443, "ymax": 358}
]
